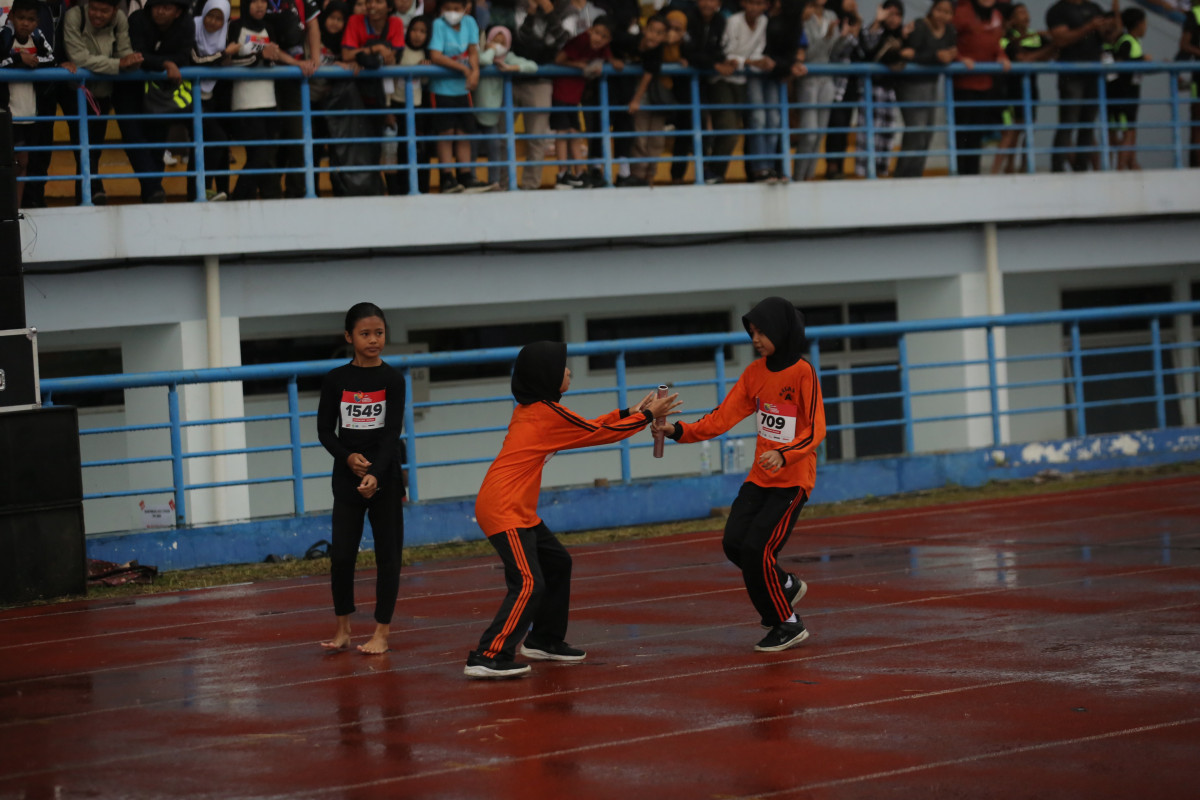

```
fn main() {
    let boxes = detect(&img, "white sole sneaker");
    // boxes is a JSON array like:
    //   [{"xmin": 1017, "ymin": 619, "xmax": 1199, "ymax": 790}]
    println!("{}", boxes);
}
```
[
  {"xmin": 754, "ymin": 627, "xmax": 810, "ymax": 653},
  {"xmin": 464, "ymin": 662, "xmax": 532, "ymax": 679},
  {"xmin": 519, "ymin": 644, "xmax": 586, "ymax": 662},
  {"xmin": 761, "ymin": 578, "xmax": 809, "ymax": 629}
]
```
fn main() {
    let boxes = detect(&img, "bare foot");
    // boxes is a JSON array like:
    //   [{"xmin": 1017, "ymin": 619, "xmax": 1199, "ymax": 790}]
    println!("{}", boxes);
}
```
[
  {"xmin": 321, "ymin": 616, "xmax": 353, "ymax": 651},
  {"xmin": 357, "ymin": 623, "xmax": 390, "ymax": 655}
]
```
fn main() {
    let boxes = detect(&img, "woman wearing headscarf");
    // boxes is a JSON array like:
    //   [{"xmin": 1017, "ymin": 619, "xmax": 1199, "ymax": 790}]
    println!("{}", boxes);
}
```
[{"xmin": 190, "ymin": 0, "xmax": 233, "ymax": 200}]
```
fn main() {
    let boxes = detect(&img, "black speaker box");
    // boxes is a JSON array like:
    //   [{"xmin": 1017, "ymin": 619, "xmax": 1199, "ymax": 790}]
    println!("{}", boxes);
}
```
[
  {"xmin": 0, "ymin": 109, "xmax": 12, "ymax": 162},
  {"xmin": 0, "ymin": 217, "xmax": 20, "ymax": 272},
  {"xmin": 0, "ymin": 165, "xmax": 15, "ymax": 220},
  {"xmin": 0, "ymin": 407, "xmax": 86, "ymax": 604}
]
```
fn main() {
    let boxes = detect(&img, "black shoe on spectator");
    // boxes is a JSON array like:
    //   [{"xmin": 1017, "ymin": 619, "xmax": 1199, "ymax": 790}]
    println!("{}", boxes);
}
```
[
  {"xmin": 91, "ymin": 191, "xmax": 107, "ymax": 206},
  {"xmin": 587, "ymin": 168, "xmax": 608, "ymax": 188},
  {"xmin": 754, "ymin": 620, "xmax": 810, "ymax": 653},
  {"xmin": 614, "ymin": 175, "xmax": 647, "ymax": 187},
  {"xmin": 748, "ymin": 170, "xmax": 771, "ymax": 183},
  {"xmin": 464, "ymin": 651, "xmax": 532, "ymax": 679},
  {"xmin": 555, "ymin": 172, "xmax": 576, "ymax": 190},
  {"xmin": 457, "ymin": 172, "xmax": 490, "ymax": 194},
  {"xmin": 145, "ymin": 189, "xmax": 166, "ymax": 203},
  {"xmin": 703, "ymin": 172, "xmax": 724, "ymax": 185},
  {"xmin": 441, "ymin": 172, "xmax": 462, "ymax": 194}
]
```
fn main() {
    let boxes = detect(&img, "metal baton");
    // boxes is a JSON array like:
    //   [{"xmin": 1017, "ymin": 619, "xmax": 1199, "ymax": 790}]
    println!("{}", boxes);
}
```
[{"xmin": 652, "ymin": 384, "xmax": 669, "ymax": 458}]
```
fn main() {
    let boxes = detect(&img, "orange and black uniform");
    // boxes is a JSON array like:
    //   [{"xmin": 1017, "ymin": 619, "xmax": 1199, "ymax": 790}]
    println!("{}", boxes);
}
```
[
  {"xmin": 470, "ymin": 342, "xmax": 654, "ymax": 664},
  {"xmin": 666, "ymin": 297, "xmax": 825, "ymax": 627}
]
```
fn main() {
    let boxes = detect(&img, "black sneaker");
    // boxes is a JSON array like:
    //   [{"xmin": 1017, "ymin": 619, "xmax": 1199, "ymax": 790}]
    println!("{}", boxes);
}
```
[
  {"xmin": 754, "ymin": 621, "xmax": 810, "ymax": 653},
  {"xmin": 464, "ymin": 651, "xmax": 532, "ymax": 679},
  {"xmin": 703, "ymin": 173, "xmax": 724, "ymax": 185},
  {"xmin": 554, "ymin": 172, "xmax": 576, "ymax": 190},
  {"xmin": 458, "ymin": 172, "xmax": 490, "ymax": 194},
  {"xmin": 762, "ymin": 574, "xmax": 808, "ymax": 629},
  {"xmin": 614, "ymin": 175, "xmax": 648, "ymax": 187},
  {"xmin": 440, "ymin": 171, "xmax": 462, "ymax": 194},
  {"xmin": 587, "ymin": 168, "xmax": 608, "ymax": 188},
  {"xmin": 519, "ymin": 638, "xmax": 587, "ymax": 662}
]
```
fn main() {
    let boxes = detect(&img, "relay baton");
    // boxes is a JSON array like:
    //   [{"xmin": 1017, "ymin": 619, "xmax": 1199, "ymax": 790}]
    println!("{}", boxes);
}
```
[{"xmin": 652, "ymin": 384, "xmax": 669, "ymax": 458}]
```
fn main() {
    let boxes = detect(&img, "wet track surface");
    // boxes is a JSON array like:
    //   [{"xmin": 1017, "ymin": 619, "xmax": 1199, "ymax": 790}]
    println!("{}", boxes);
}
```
[{"xmin": 2, "ymin": 475, "xmax": 1198, "ymax": 799}]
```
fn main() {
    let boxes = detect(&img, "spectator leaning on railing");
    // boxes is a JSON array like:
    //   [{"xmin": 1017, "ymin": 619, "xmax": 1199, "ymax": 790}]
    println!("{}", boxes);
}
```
[
  {"xmin": 1045, "ymin": 0, "xmax": 1105, "ymax": 172},
  {"xmin": 793, "ymin": 0, "xmax": 849, "ymax": 181},
  {"xmin": 858, "ymin": 0, "xmax": 905, "ymax": 178},
  {"xmin": 0, "ymin": 0, "xmax": 62, "ymax": 208},
  {"xmin": 991, "ymin": 2, "xmax": 1056, "ymax": 174},
  {"xmin": 513, "ymin": 0, "xmax": 570, "ymax": 189},
  {"xmin": 893, "ymin": 0, "xmax": 957, "ymax": 178},
  {"xmin": 951, "ymin": 0, "xmax": 1009, "ymax": 176},
  {"xmin": 1179, "ymin": 0, "xmax": 1200, "ymax": 166}
]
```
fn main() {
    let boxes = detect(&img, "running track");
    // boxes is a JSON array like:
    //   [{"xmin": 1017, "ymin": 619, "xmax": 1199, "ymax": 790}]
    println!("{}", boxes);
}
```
[{"xmin": 1, "ymin": 476, "xmax": 1198, "ymax": 799}]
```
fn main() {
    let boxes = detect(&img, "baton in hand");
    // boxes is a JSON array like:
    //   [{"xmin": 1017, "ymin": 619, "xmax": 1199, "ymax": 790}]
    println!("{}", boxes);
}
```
[{"xmin": 652, "ymin": 384, "xmax": 669, "ymax": 458}]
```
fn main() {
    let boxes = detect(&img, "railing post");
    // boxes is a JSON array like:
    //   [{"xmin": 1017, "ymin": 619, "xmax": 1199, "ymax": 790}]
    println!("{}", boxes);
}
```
[
  {"xmin": 167, "ymin": 383, "xmax": 187, "ymax": 525},
  {"xmin": 615, "ymin": 351, "xmax": 631, "ymax": 483},
  {"xmin": 503, "ymin": 76, "xmax": 518, "ymax": 192},
  {"xmin": 76, "ymin": 84, "xmax": 92, "ymax": 206},
  {"xmin": 1168, "ymin": 74, "xmax": 1184, "ymax": 170},
  {"xmin": 299, "ymin": 77, "xmax": 317, "ymax": 198},
  {"xmin": 690, "ymin": 73, "xmax": 704, "ymax": 185},
  {"xmin": 287, "ymin": 376, "xmax": 306, "ymax": 514},
  {"xmin": 1096, "ymin": 72, "xmax": 1110, "ymax": 171},
  {"xmin": 943, "ymin": 73, "xmax": 958, "ymax": 176},
  {"xmin": 1021, "ymin": 73, "xmax": 1036, "ymax": 174},
  {"xmin": 778, "ymin": 79, "xmax": 792, "ymax": 180},
  {"xmin": 863, "ymin": 74, "xmax": 876, "ymax": 179},
  {"xmin": 405, "ymin": 77, "xmax": 420, "ymax": 195},
  {"xmin": 986, "ymin": 325, "xmax": 1001, "ymax": 446},
  {"xmin": 898, "ymin": 335, "xmax": 915, "ymax": 454},
  {"xmin": 1070, "ymin": 321, "xmax": 1087, "ymax": 437},
  {"xmin": 191, "ymin": 89, "xmax": 206, "ymax": 201},
  {"xmin": 598, "ymin": 75, "xmax": 613, "ymax": 188},
  {"xmin": 404, "ymin": 367, "xmax": 419, "ymax": 502},
  {"xmin": 714, "ymin": 344, "xmax": 727, "ymax": 405},
  {"xmin": 1151, "ymin": 317, "xmax": 1167, "ymax": 430}
]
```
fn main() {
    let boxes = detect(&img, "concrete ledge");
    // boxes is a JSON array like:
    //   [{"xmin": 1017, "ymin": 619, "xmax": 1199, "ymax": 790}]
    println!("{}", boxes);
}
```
[{"xmin": 84, "ymin": 426, "xmax": 1200, "ymax": 571}]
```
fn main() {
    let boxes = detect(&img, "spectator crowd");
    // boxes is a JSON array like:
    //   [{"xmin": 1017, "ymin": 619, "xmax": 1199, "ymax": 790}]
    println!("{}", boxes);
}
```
[{"xmin": 1, "ymin": 0, "xmax": 1197, "ymax": 204}]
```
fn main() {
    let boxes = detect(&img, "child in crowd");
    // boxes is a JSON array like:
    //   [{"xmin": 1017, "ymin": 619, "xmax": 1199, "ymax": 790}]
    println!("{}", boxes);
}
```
[
  {"xmin": 342, "ymin": 0, "xmax": 407, "ymax": 194},
  {"xmin": 429, "ymin": 0, "xmax": 487, "ymax": 192},
  {"xmin": 393, "ymin": 0, "xmax": 423, "ymax": 28},
  {"xmin": 465, "ymin": 341, "xmax": 680, "ymax": 678},
  {"xmin": 793, "ymin": 0, "xmax": 848, "ymax": 181},
  {"xmin": 317, "ymin": 302, "xmax": 406, "ymax": 656},
  {"xmin": 228, "ymin": 0, "xmax": 308, "ymax": 200},
  {"xmin": 662, "ymin": 9, "xmax": 689, "ymax": 183},
  {"xmin": 190, "ymin": 0, "xmax": 233, "ymax": 202},
  {"xmin": 893, "ymin": 0, "xmax": 956, "ymax": 179},
  {"xmin": 655, "ymin": 297, "xmax": 824, "ymax": 653},
  {"xmin": 476, "ymin": 25, "xmax": 538, "ymax": 190},
  {"xmin": 552, "ymin": 16, "xmax": 620, "ymax": 189},
  {"xmin": 403, "ymin": 15, "xmax": 435, "ymax": 192},
  {"xmin": 858, "ymin": 0, "xmax": 905, "ymax": 177},
  {"xmin": 1108, "ymin": 7, "xmax": 1147, "ymax": 170},
  {"xmin": 0, "ymin": 0, "xmax": 61, "ymax": 208},
  {"xmin": 624, "ymin": 14, "xmax": 669, "ymax": 187},
  {"xmin": 992, "ymin": 2, "xmax": 1055, "ymax": 174},
  {"xmin": 683, "ymin": 0, "xmax": 731, "ymax": 185},
  {"xmin": 710, "ymin": 0, "xmax": 768, "ymax": 183},
  {"xmin": 1181, "ymin": 0, "xmax": 1200, "ymax": 167}
]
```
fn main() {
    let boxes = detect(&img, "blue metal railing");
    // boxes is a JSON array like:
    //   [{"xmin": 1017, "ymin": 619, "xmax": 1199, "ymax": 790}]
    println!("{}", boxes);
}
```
[
  {"xmin": 1, "ymin": 60, "xmax": 1195, "ymax": 205},
  {"xmin": 40, "ymin": 302, "xmax": 1200, "ymax": 528}
]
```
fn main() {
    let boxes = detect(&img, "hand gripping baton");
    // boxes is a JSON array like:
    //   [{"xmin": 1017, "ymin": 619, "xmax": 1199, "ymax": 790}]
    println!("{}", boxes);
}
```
[{"xmin": 652, "ymin": 384, "xmax": 669, "ymax": 458}]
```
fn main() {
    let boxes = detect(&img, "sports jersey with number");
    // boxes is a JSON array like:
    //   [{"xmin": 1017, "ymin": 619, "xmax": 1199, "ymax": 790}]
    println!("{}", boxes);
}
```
[
  {"xmin": 317, "ymin": 362, "xmax": 407, "ymax": 498},
  {"xmin": 676, "ymin": 357, "xmax": 825, "ymax": 492}
]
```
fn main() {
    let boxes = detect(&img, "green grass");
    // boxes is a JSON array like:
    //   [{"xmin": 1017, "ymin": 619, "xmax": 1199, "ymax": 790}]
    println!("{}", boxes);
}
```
[{"xmin": 26, "ymin": 460, "xmax": 1200, "ymax": 607}]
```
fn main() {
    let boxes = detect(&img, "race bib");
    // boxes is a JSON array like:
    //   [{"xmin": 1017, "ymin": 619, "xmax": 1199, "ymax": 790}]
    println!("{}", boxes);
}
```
[
  {"xmin": 341, "ymin": 390, "xmax": 387, "ymax": 430},
  {"xmin": 757, "ymin": 399, "xmax": 797, "ymax": 443}
]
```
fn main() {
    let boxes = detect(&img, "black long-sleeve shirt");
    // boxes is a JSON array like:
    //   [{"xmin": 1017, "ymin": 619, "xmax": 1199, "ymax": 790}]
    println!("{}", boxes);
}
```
[
  {"xmin": 128, "ymin": 8, "xmax": 194, "ymax": 71},
  {"xmin": 682, "ymin": 8, "xmax": 726, "ymax": 71},
  {"xmin": 317, "ymin": 362, "xmax": 407, "ymax": 498}
]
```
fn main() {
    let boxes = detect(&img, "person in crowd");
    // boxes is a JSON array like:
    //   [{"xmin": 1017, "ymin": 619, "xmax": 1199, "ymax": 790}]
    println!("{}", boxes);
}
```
[
  {"xmin": 682, "ymin": 0, "xmax": 729, "ymax": 184},
  {"xmin": 317, "ymin": 302, "xmax": 406, "ymax": 656},
  {"xmin": 583, "ymin": 0, "xmax": 640, "ymax": 186},
  {"xmin": 748, "ymin": 0, "xmax": 804, "ymax": 183},
  {"xmin": 1108, "ymin": 6, "xmax": 1147, "ymax": 170},
  {"xmin": 625, "ymin": 13, "xmax": 670, "ymax": 186},
  {"xmin": 793, "ymin": 0, "xmax": 849, "ymax": 181},
  {"xmin": 1045, "ymin": 0, "xmax": 1105, "ymax": 171},
  {"xmin": 951, "ymin": 0, "xmax": 1009, "ymax": 175},
  {"xmin": 822, "ymin": 0, "xmax": 863, "ymax": 180},
  {"xmin": 121, "ymin": 0, "xmax": 192, "ymax": 203},
  {"xmin": 561, "ymin": 0, "xmax": 605, "ymax": 36},
  {"xmin": 393, "ymin": 0, "xmax": 424, "ymax": 27},
  {"xmin": 14, "ymin": 0, "xmax": 70, "ymax": 209},
  {"xmin": 228, "ymin": 0, "xmax": 310, "ymax": 199},
  {"xmin": 262, "ymin": 0, "xmax": 321, "ymax": 199},
  {"xmin": 714, "ymin": 0, "xmax": 769, "ymax": 184},
  {"xmin": 513, "ymin": 0, "xmax": 570, "ymax": 189},
  {"xmin": 991, "ymin": 2, "xmax": 1056, "ymax": 174},
  {"xmin": 464, "ymin": 340, "xmax": 679, "ymax": 679},
  {"xmin": 190, "ymin": 0, "xmax": 233, "ymax": 202},
  {"xmin": 342, "ymin": 0, "xmax": 407, "ymax": 195},
  {"xmin": 1180, "ymin": 0, "xmax": 1200, "ymax": 167},
  {"xmin": 893, "ymin": 0, "xmax": 956, "ymax": 178},
  {"xmin": 0, "ymin": 0, "xmax": 62, "ymax": 208},
  {"xmin": 654, "ymin": 297, "xmax": 824, "ymax": 654},
  {"xmin": 662, "ymin": 8, "xmax": 690, "ymax": 183},
  {"xmin": 476, "ymin": 24, "xmax": 538, "ymax": 190},
  {"xmin": 62, "ymin": 0, "xmax": 140, "ymax": 206},
  {"xmin": 552, "ymin": 15, "xmax": 621, "ymax": 188},
  {"xmin": 429, "ymin": 0, "xmax": 487, "ymax": 192},
  {"xmin": 857, "ymin": 0, "xmax": 905, "ymax": 177},
  {"xmin": 402, "ymin": 14, "xmax": 435, "ymax": 191}
]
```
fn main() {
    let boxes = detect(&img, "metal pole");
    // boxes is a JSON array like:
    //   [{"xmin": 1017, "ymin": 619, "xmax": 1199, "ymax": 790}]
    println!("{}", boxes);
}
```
[
  {"xmin": 943, "ymin": 74, "xmax": 958, "ymax": 175},
  {"xmin": 986, "ymin": 326, "xmax": 1001, "ymax": 446},
  {"xmin": 191, "ymin": 89, "xmax": 206, "ymax": 201},
  {"xmin": 503, "ymin": 78, "xmax": 518, "ymax": 192},
  {"xmin": 204, "ymin": 255, "xmax": 225, "ymax": 520},
  {"xmin": 299, "ymin": 78, "xmax": 317, "ymax": 198},
  {"xmin": 1168, "ymin": 75, "xmax": 1184, "ymax": 170},
  {"xmin": 168, "ymin": 383, "xmax": 187, "ymax": 525},
  {"xmin": 1096, "ymin": 73, "xmax": 1110, "ymax": 170},
  {"xmin": 76, "ymin": 85, "xmax": 92, "ymax": 206},
  {"xmin": 599, "ymin": 76, "xmax": 613, "ymax": 187},
  {"xmin": 898, "ymin": 336, "xmax": 914, "ymax": 454},
  {"xmin": 1021, "ymin": 73, "xmax": 1036, "ymax": 174},
  {"xmin": 615, "ymin": 351, "xmax": 631, "ymax": 483},
  {"xmin": 404, "ymin": 368, "xmax": 419, "ymax": 502},
  {"xmin": 287, "ymin": 376, "xmax": 306, "ymax": 514},
  {"xmin": 690, "ymin": 73, "xmax": 704, "ymax": 185},
  {"xmin": 863, "ymin": 74, "xmax": 877, "ymax": 179},
  {"xmin": 778, "ymin": 79, "xmax": 792, "ymax": 180},
  {"xmin": 1070, "ymin": 322, "xmax": 1087, "ymax": 437},
  {"xmin": 405, "ymin": 77, "xmax": 420, "ymax": 195},
  {"xmin": 1151, "ymin": 317, "xmax": 1166, "ymax": 430}
]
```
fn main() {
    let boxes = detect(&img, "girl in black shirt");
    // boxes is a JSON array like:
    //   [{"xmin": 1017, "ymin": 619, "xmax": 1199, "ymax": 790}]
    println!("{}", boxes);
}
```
[{"xmin": 317, "ymin": 303, "xmax": 406, "ymax": 654}]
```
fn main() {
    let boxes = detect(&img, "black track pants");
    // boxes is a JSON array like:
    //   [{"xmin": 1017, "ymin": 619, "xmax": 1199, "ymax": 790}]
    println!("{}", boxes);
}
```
[
  {"xmin": 329, "ymin": 477, "xmax": 404, "ymax": 624},
  {"xmin": 722, "ymin": 481, "xmax": 808, "ymax": 626}
]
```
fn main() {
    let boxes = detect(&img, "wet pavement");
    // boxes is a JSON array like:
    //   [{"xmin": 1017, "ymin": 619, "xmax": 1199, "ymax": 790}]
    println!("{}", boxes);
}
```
[{"xmin": 1, "ymin": 475, "xmax": 1198, "ymax": 799}]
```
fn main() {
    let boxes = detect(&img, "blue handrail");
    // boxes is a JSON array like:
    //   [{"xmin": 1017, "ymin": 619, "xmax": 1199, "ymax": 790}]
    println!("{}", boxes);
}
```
[{"xmin": 39, "ymin": 301, "xmax": 1200, "ymax": 528}]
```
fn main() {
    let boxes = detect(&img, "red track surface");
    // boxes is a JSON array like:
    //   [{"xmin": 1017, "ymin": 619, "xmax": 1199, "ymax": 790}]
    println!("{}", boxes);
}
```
[{"xmin": 2, "ymin": 476, "xmax": 1199, "ymax": 799}]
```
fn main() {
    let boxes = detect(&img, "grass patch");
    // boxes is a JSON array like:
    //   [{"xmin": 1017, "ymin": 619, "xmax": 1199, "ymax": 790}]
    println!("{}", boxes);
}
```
[{"xmin": 24, "ymin": 460, "xmax": 1200, "ymax": 607}]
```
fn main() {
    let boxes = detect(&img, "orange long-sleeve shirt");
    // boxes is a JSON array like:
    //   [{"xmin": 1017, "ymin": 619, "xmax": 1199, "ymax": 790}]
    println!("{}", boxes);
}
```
[
  {"xmin": 475, "ymin": 402, "xmax": 652, "ymax": 536},
  {"xmin": 677, "ymin": 357, "xmax": 825, "ymax": 493}
]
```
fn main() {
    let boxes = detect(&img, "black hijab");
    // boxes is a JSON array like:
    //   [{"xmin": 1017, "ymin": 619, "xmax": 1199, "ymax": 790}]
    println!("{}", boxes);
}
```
[
  {"xmin": 742, "ymin": 297, "xmax": 806, "ymax": 372},
  {"xmin": 322, "ymin": 1, "xmax": 349, "ymax": 56},
  {"xmin": 511, "ymin": 341, "xmax": 568, "ymax": 405}
]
